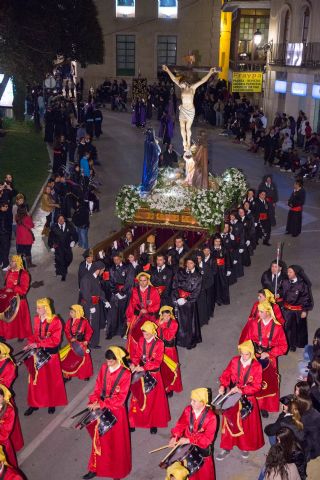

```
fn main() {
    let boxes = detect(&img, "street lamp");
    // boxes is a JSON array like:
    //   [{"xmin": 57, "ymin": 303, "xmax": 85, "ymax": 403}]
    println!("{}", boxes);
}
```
[{"xmin": 253, "ymin": 29, "xmax": 262, "ymax": 46}]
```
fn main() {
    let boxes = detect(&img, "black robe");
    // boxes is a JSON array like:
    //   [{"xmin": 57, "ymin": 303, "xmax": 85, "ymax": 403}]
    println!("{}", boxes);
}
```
[
  {"xmin": 281, "ymin": 278, "xmax": 312, "ymax": 348},
  {"xmin": 106, "ymin": 263, "xmax": 135, "ymax": 337},
  {"xmin": 172, "ymin": 268, "xmax": 202, "ymax": 348},
  {"xmin": 150, "ymin": 265, "xmax": 173, "ymax": 307},
  {"xmin": 254, "ymin": 198, "xmax": 271, "ymax": 242},
  {"xmin": 233, "ymin": 219, "xmax": 251, "ymax": 267},
  {"xmin": 258, "ymin": 181, "xmax": 278, "ymax": 226},
  {"xmin": 79, "ymin": 272, "xmax": 106, "ymax": 347},
  {"xmin": 197, "ymin": 262, "xmax": 214, "ymax": 326},
  {"xmin": 286, "ymin": 188, "xmax": 306, "ymax": 237},
  {"xmin": 220, "ymin": 233, "xmax": 237, "ymax": 285},
  {"xmin": 48, "ymin": 222, "xmax": 78, "ymax": 276},
  {"xmin": 260, "ymin": 270, "xmax": 287, "ymax": 298},
  {"xmin": 211, "ymin": 248, "xmax": 230, "ymax": 305}
]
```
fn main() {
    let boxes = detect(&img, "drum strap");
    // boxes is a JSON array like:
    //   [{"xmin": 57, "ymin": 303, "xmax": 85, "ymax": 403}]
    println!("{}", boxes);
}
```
[
  {"xmin": 70, "ymin": 318, "xmax": 84, "ymax": 338},
  {"xmin": 0, "ymin": 465, "xmax": 7, "ymax": 480},
  {"xmin": 0, "ymin": 359, "xmax": 10, "ymax": 376},
  {"xmin": 4, "ymin": 268, "xmax": 23, "ymax": 288},
  {"xmin": 137, "ymin": 286, "xmax": 151, "ymax": 310},
  {"xmin": 101, "ymin": 367, "xmax": 126, "ymax": 400},
  {"xmin": 189, "ymin": 406, "xmax": 209, "ymax": 433},
  {"xmin": 159, "ymin": 320, "xmax": 175, "ymax": 347},
  {"xmin": 258, "ymin": 320, "xmax": 275, "ymax": 349},
  {"xmin": 237, "ymin": 358, "xmax": 252, "ymax": 387},
  {"xmin": 142, "ymin": 339, "xmax": 157, "ymax": 364},
  {"xmin": 38, "ymin": 321, "xmax": 50, "ymax": 339}
]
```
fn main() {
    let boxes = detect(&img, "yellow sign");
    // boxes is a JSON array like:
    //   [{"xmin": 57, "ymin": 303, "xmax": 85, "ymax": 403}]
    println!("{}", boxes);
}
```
[{"xmin": 232, "ymin": 72, "xmax": 263, "ymax": 93}]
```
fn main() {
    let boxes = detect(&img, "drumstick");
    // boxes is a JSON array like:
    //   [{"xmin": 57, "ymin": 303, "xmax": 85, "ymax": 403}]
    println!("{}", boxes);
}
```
[
  {"xmin": 159, "ymin": 443, "xmax": 180, "ymax": 463},
  {"xmin": 148, "ymin": 444, "xmax": 175, "ymax": 454}
]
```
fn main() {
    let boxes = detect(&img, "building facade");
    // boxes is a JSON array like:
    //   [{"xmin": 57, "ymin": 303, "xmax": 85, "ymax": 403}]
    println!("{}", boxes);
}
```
[
  {"xmin": 264, "ymin": 0, "xmax": 320, "ymax": 130},
  {"xmin": 78, "ymin": 0, "xmax": 221, "ymax": 88}
]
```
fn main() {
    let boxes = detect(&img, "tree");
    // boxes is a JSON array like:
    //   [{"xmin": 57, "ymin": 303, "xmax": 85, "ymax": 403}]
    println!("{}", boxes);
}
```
[{"xmin": 0, "ymin": 0, "xmax": 104, "ymax": 118}]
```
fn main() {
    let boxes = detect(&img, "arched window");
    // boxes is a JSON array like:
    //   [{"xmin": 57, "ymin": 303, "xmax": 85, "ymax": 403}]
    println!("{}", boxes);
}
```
[
  {"xmin": 283, "ymin": 10, "xmax": 290, "ymax": 43},
  {"xmin": 302, "ymin": 7, "xmax": 310, "ymax": 43}
]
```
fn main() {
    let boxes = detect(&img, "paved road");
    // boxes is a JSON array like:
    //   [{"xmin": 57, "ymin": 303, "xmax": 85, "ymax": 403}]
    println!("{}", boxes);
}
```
[{"xmin": 2, "ymin": 110, "xmax": 320, "ymax": 480}]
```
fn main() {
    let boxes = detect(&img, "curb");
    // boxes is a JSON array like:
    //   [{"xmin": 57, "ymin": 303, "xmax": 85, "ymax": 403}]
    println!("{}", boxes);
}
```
[{"xmin": 29, "ymin": 144, "xmax": 52, "ymax": 215}]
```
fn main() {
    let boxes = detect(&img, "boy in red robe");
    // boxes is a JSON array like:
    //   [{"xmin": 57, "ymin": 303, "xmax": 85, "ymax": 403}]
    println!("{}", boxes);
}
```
[
  {"xmin": 156, "ymin": 306, "xmax": 183, "ymax": 396},
  {"xmin": 129, "ymin": 320, "xmax": 170, "ymax": 433},
  {"xmin": 61, "ymin": 304, "xmax": 93, "ymax": 381},
  {"xmin": 169, "ymin": 388, "xmax": 217, "ymax": 480},
  {"xmin": 0, "ymin": 446, "xmax": 25, "ymax": 480},
  {"xmin": 126, "ymin": 272, "xmax": 161, "ymax": 357},
  {"xmin": 24, "ymin": 298, "xmax": 68, "ymax": 416},
  {"xmin": 0, "ymin": 255, "xmax": 32, "ymax": 341},
  {"xmin": 83, "ymin": 346, "xmax": 132, "ymax": 480},
  {"xmin": 244, "ymin": 301, "xmax": 288, "ymax": 417},
  {"xmin": 216, "ymin": 340, "xmax": 264, "ymax": 461}
]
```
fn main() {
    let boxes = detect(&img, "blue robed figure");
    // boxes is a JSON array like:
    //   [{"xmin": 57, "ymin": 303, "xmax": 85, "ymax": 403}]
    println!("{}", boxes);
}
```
[{"xmin": 140, "ymin": 128, "xmax": 161, "ymax": 195}]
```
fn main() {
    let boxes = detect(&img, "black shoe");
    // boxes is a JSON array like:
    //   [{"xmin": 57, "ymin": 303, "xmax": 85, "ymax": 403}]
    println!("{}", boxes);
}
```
[
  {"xmin": 105, "ymin": 333, "xmax": 113, "ymax": 340},
  {"xmin": 61, "ymin": 275, "xmax": 66, "ymax": 281},
  {"xmin": 290, "ymin": 346, "xmax": 296, "ymax": 352},
  {"xmin": 64, "ymin": 377, "xmax": 71, "ymax": 383},
  {"xmin": 92, "ymin": 345, "xmax": 101, "ymax": 349},
  {"xmin": 84, "ymin": 378, "xmax": 90, "ymax": 381},
  {"xmin": 263, "ymin": 241, "xmax": 271, "ymax": 246},
  {"xmin": 130, "ymin": 427, "xmax": 136, "ymax": 433},
  {"xmin": 261, "ymin": 409, "xmax": 269, "ymax": 418},
  {"xmin": 82, "ymin": 473, "xmax": 96, "ymax": 480},
  {"xmin": 186, "ymin": 344, "xmax": 196, "ymax": 350},
  {"xmin": 24, "ymin": 407, "xmax": 39, "ymax": 416},
  {"xmin": 48, "ymin": 407, "xmax": 55, "ymax": 414},
  {"xmin": 167, "ymin": 391, "xmax": 173, "ymax": 398},
  {"xmin": 150, "ymin": 427, "xmax": 157, "ymax": 434}
]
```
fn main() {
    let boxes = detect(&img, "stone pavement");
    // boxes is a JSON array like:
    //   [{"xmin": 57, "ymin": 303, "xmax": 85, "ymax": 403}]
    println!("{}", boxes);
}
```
[{"xmin": 2, "ymin": 110, "xmax": 320, "ymax": 480}]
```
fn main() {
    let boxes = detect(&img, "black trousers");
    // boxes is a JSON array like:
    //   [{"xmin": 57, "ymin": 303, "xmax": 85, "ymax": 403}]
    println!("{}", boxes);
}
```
[{"xmin": 0, "ymin": 234, "xmax": 10, "ymax": 267}]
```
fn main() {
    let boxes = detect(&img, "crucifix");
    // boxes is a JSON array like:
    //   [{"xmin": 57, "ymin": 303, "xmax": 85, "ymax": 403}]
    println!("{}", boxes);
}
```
[{"xmin": 162, "ymin": 55, "xmax": 221, "ymax": 152}]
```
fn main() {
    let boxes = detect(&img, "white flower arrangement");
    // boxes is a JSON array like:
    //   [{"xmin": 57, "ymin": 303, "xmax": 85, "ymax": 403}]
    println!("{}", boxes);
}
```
[{"xmin": 115, "ymin": 168, "xmax": 247, "ymax": 231}]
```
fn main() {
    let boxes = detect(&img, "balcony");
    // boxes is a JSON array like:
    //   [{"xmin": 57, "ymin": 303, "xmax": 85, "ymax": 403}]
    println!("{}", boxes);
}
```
[
  {"xmin": 229, "ymin": 59, "xmax": 266, "ymax": 71},
  {"xmin": 221, "ymin": 0, "xmax": 270, "ymax": 12},
  {"xmin": 269, "ymin": 43, "xmax": 320, "ymax": 69}
]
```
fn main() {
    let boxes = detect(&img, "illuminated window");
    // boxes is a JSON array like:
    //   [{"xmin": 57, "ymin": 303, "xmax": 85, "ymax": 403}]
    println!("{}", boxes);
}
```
[
  {"xmin": 157, "ymin": 36, "xmax": 177, "ymax": 67},
  {"xmin": 158, "ymin": 0, "xmax": 178, "ymax": 19},
  {"xmin": 116, "ymin": 0, "xmax": 135, "ymax": 18},
  {"xmin": 0, "ymin": 74, "xmax": 13, "ymax": 108},
  {"xmin": 116, "ymin": 35, "xmax": 135, "ymax": 76}
]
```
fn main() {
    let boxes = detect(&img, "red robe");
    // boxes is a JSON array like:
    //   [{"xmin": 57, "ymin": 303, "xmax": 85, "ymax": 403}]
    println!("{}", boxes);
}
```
[
  {"xmin": 156, "ymin": 317, "xmax": 183, "ymax": 393},
  {"xmin": 27, "ymin": 316, "xmax": 68, "ymax": 408},
  {"xmin": 0, "ymin": 359, "xmax": 24, "ymax": 454},
  {"xmin": 129, "ymin": 337, "xmax": 171, "ymax": 428},
  {"xmin": 239, "ymin": 300, "xmax": 284, "ymax": 343},
  {"xmin": 245, "ymin": 320, "xmax": 288, "ymax": 412},
  {"xmin": 0, "ymin": 403, "xmax": 17, "ymax": 468},
  {"xmin": 61, "ymin": 317, "xmax": 93, "ymax": 380},
  {"xmin": 219, "ymin": 356, "xmax": 264, "ymax": 452},
  {"xmin": 0, "ymin": 270, "xmax": 32, "ymax": 340},
  {"xmin": 87, "ymin": 364, "xmax": 132, "ymax": 478},
  {"xmin": 126, "ymin": 286, "xmax": 161, "ymax": 357},
  {"xmin": 0, "ymin": 464, "xmax": 24, "ymax": 479},
  {"xmin": 171, "ymin": 405, "xmax": 217, "ymax": 480}
]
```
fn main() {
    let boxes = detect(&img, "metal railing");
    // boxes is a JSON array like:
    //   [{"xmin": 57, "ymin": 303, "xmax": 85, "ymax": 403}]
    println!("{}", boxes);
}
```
[
  {"xmin": 269, "ymin": 42, "xmax": 320, "ymax": 68},
  {"xmin": 229, "ymin": 59, "xmax": 266, "ymax": 72}
]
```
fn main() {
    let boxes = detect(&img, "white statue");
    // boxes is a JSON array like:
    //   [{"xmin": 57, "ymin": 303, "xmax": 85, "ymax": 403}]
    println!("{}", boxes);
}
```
[{"xmin": 162, "ymin": 65, "xmax": 216, "ymax": 152}]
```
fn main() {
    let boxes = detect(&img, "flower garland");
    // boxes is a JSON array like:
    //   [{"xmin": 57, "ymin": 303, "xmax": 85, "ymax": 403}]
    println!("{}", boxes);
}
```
[{"xmin": 115, "ymin": 168, "xmax": 247, "ymax": 231}]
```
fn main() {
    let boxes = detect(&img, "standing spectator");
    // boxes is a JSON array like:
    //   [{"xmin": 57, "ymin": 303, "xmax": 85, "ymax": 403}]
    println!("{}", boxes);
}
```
[
  {"xmin": 264, "ymin": 128, "xmax": 278, "ymax": 166},
  {"xmin": 15, "ymin": 206, "xmax": 35, "ymax": 268},
  {"xmin": 286, "ymin": 179, "xmax": 306, "ymax": 237},
  {"xmin": 93, "ymin": 106, "xmax": 103, "ymax": 139},
  {"xmin": 214, "ymin": 99, "xmax": 224, "ymax": 127},
  {"xmin": 40, "ymin": 185, "xmax": 60, "ymax": 236},
  {"xmin": 304, "ymin": 121, "xmax": 312, "ymax": 150},
  {"xmin": 12, "ymin": 193, "xmax": 27, "ymax": 237},
  {"xmin": 262, "ymin": 444, "xmax": 301, "ymax": 480},
  {"xmin": 48, "ymin": 214, "xmax": 78, "ymax": 281},
  {"xmin": 0, "ymin": 201, "xmax": 12, "ymax": 271},
  {"xmin": 72, "ymin": 200, "xmax": 90, "ymax": 249}
]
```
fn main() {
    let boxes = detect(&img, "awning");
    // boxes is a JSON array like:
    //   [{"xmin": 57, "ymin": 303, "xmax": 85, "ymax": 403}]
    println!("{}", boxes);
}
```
[{"xmin": 222, "ymin": 1, "xmax": 271, "ymax": 12}]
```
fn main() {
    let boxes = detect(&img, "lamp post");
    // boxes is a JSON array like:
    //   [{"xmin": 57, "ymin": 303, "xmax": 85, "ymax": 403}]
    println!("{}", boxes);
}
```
[{"xmin": 253, "ymin": 29, "xmax": 262, "ymax": 46}]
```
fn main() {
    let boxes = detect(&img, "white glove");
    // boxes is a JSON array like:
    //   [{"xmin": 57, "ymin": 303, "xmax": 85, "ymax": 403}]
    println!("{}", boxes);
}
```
[
  {"xmin": 104, "ymin": 301, "xmax": 111, "ymax": 309},
  {"xmin": 230, "ymin": 234, "xmax": 235, "ymax": 240},
  {"xmin": 239, "ymin": 249, "xmax": 244, "ymax": 253},
  {"xmin": 70, "ymin": 241, "xmax": 75, "ymax": 248},
  {"xmin": 233, "ymin": 260, "xmax": 238, "ymax": 264},
  {"xmin": 50, "ymin": 248, "xmax": 55, "ymax": 253},
  {"xmin": 246, "ymin": 240, "xmax": 251, "ymax": 246},
  {"xmin": 177, "ymin": 298, "xmax": 187, "ymax": 306},
  {"xmin": 254, "ymin": 222, "xmax": 258, "ymax": 227},
  {"xmin": 116, "ymin": 293, "xmax": 126, "ymax": 300},
  {"xmin": 226, "ymin": 271, "xmax": 231, "ymax": 276},
  {"xmin": 90, "ymin": 307, "xmax": 96, "ymax": 313}
]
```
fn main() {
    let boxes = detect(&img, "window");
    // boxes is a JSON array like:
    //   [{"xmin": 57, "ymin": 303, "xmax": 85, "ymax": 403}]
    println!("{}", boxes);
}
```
[
  {"xmin": 158, "ymin": 0, "xmax": 178, "ymax": 19},
  {"xmin": 238, "ymin": 16, "xmax": 269, "ymax": 61},
  {"xmin": 116, "ymin": 0, "xmax": 135, "ymax": 18},
  {"xmin": 302, "ymin": 7, "xmax": 310, "ymax": 43},
  {"xmin": 157, "ymin": 36, "xmax": 177, "ymax": 67},
  {"xmin": 116, "ymin": 35, "xmax": 135, "ymax": 76}
]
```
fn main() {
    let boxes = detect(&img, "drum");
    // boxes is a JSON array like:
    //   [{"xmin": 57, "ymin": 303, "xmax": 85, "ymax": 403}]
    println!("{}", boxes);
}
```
[
  {"xmin": 220, "ymin": 392, "xmax": 242, "ymax": 411},
  {"xmin": 240, "ymin": 395, "xmax": 253, "ymax": 419},
  {"xmin": 130, "ymin": 371, "xmax": 157, "ymax": 410},
  {"xmin": 159, "ymin": 444, "xmax": 204, "ymax": 476},
  {"xmin": 35, "ymin": 349, "xmax": 51, "ymax": 370},
  {"xmin": 75, "ymin": 408, "xmax": 117, "ymax": 437},
  {"xmin": 71, "ymin": 341, "xmax": 86, "ymax": 358},
  {"xmin": 258, "ymin": 357, "xmax": 270, "ymax": 370},
  {"xmin": 0, "ymin": 289, "xmax": 20, "ymax": 323}
]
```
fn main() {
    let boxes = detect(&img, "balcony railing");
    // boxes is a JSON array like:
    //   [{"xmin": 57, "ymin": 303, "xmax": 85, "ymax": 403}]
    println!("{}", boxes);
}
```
[
  {"xmin": 229, "ymin": 59, "xmax": 266, "ymax": 72},
  {"xmin": 269, "ymin": 42, "xmax": 320, "ymax": 68}
]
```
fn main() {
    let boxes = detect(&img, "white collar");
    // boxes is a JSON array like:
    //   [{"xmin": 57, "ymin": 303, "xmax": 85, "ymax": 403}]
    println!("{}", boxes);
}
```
[
  {"xmin": 204, "ymin": 255, "xmax": 210, "ymax": 261},
  {"xmin": 108, "ymin": 363, "xmax": 121, "ymax": 373},
  {"xmin": 140, "ymin": 286, "xmax": 149, "ymax": 292},
  {"xmin": 262, "ymin": 318, "xmax": 272, "ymax": 327},
  {"xmin": 157, "ymin": 265, "xmax": 164, "ymax": 271},
  {"xmin": 187, "ymin": 268, "xmax": 195, "ymax": 273},
  {"xmin": 291, "ymin": 278, "xmax": 297, "ymax": 283},
  {"xmin": 193, "ymin": 405, "xmax": 206, "ymax": 419},
  {"xmin": 240, "ymin": 358, "xmax": 252, "ymax": 368},
  {"xmin": 146, "ymin": 336, "xmax": 155, "ymax": 343}
]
